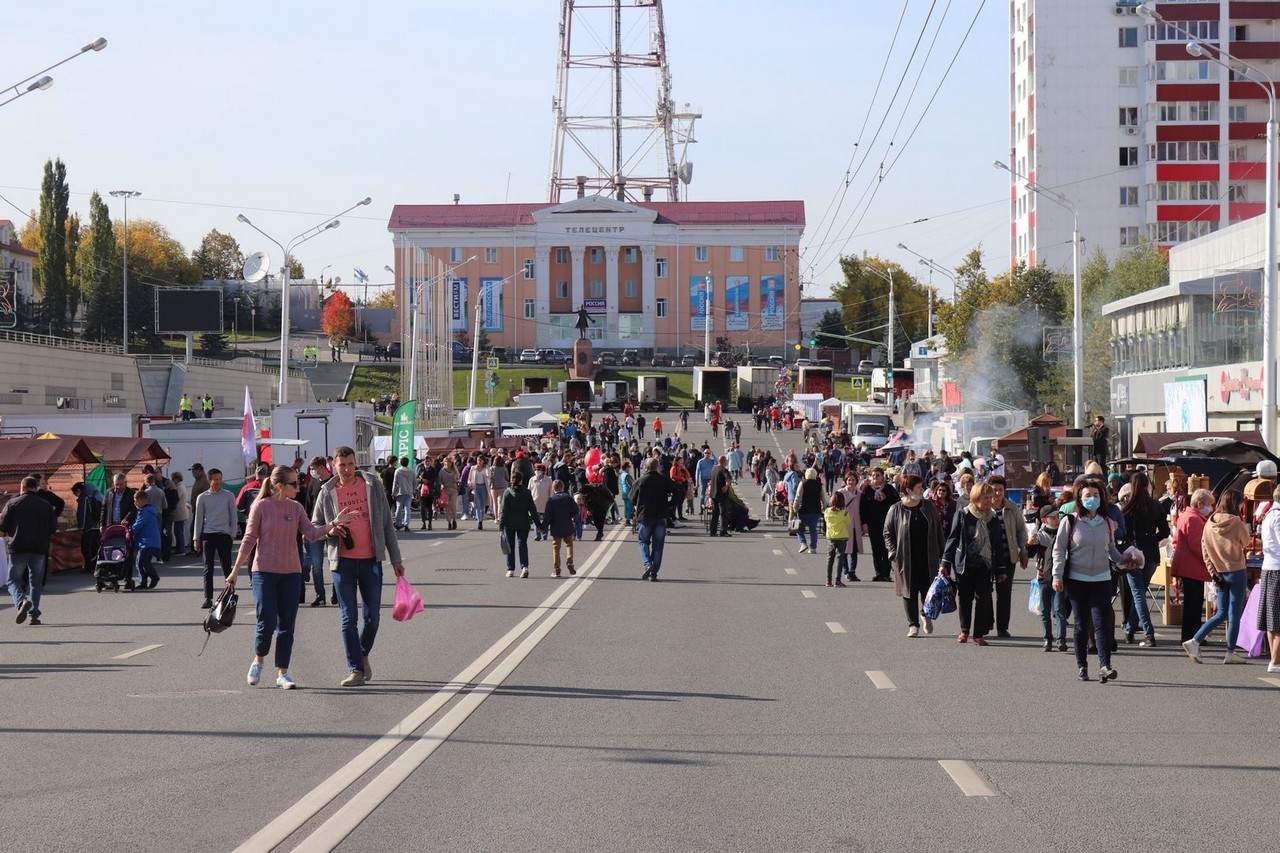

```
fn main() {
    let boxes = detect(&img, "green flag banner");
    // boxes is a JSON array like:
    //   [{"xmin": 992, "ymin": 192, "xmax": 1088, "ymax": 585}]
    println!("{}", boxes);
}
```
[{"xmin": 392, "ymin": 400, "xmax": 417, "ymax": 464}]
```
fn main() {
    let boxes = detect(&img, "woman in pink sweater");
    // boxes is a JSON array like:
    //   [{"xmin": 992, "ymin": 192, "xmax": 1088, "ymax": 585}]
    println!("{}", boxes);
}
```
[{"xmin": 228, "ymin": 466, "xmax": 351, "ymax": 689}]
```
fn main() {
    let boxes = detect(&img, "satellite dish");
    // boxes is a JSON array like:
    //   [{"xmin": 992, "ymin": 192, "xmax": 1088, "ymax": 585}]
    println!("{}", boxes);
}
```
[
  {"xmin": 243, "ymin": 251, "xmax": 270, "ymax": 283},
  {"xmin": 678, "ymin": 161, "xmax": 693, "ymax": 185}
]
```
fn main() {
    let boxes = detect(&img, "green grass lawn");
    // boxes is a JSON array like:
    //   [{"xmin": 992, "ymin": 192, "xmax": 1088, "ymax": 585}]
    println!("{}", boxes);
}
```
[{"xmin": 346, "ymin": 365, "xmax": 696, "ymax": 409}]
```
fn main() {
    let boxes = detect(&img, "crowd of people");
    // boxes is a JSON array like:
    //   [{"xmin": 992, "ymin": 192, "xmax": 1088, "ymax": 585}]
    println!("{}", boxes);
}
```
[{"xmin": 7, "ymin": 398, "xmax": 1280, "ymax": 692}]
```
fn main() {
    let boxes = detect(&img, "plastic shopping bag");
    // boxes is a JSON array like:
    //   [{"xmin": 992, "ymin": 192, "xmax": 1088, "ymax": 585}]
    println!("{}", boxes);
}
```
[
  {"xmin": 1238, "ymin": 583, "xmax": 1266, "ymax": 657},
  {"xmin": 392, "ymin": 575, "xmax": 424, "ymax": 622},
  {"xmin": 1028, "ymin": 575, "xmax": 1044, "ymax": 616},
  {"xmin": 923, "ymin": 573, "xmax": 956, "ymax": 621}
]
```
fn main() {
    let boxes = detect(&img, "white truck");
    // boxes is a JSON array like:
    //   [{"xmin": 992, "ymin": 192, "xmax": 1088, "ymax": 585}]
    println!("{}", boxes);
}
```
[
  {"xmin": 930, "ymin": 410, "xmax": 1029, "ymax": 458},
  {"xmin": 515, "ymin": 391, "xmax": 565, "ymax": 416},
  {"xmin": 143, "ymin": 420, "xmax": 252, "ymax": 480},
  {"xmin": 636, "ymin": 375, "xmax": 669, "ymax": 411},
  {"xmin": 599, "ymin": 380, "xmax": 629, "ymax": 412},
  {"xmin": 736, "ymin": 366, "xmax": 775, "ymax": 409},
  {"xmin": 268, "ymin": 402, "xmax": 377, "ymax": 468},
  {"xmin": 841, "ymin": 402, "xmax": 896, "ymax": 450}
]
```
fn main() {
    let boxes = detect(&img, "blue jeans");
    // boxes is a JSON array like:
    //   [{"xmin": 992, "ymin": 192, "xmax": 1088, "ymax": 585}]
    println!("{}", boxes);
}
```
[
  {"xmin": 333, "ymin": 558, "xmax": 382, "ymax": 673},
  {"xmin": 394, "ymin": 495, "xmax": 412, "ymax": 528},
  {"xmin": 306, "ymin": 539, "xmax": 326, "ymax": 598},
  {"xmin": 1039, "ymin": 578, "xmax": 1067, "ymax": 643},
  {"xmin": 135, "ymin": 546, "xmax": 160, "ymax": 586},
  {"xmin": 1123, "ymin": 564, "xmax": 1158, "ymax": 638},
  {"xmin": 473, "ymin": 485, "xmax": 489, "ymax": 526},
  {"xmin": 504, "ymin": 528, "xmax": 530, "ymax": 572},
  {"xmin": 636, "ymin": 519, "xmax": 667, "ymax": 575},
  {"xmin": 172, "ymin": 520, "xmax": 187, "ymax": 554},
  {"xmin": 1193, "ymin": 568, "xmax": 1248, "ymax": 649},
  {"xmin": 251, "ymin": 571, "xmax": 302, "ymax": 669},
  {"xmin": 795, "ymin": 513, "xmax": 821, "ymax": 551},
  {"xmin": 6, "ymin": 552, "xmax": 46, "ymax": 619}
]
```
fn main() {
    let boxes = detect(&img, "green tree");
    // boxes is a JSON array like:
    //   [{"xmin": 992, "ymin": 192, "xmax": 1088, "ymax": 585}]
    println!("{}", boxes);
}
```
[
  {"xmin": 119, "ymin": 219, "xmax": 201, "ymax": 351},
  {"xmin": 199, "ymin": 332, "xmax": 229, "ymax": 357},
  {"xmin": 65, "ymin": 213, "xmax": 82, "ymax": 324},
  {"xmin": 935, "ymin": 246, "xmax": 991, "ymax": 356},
  {"xmin": 37, "ymin": 158, "xmax": 71, "ymax": 334},
  {"xmin": 367, "ymin": 288, "xmax": 396, "ymax": 309},
  {"xmin": 80, "ymin": 191, "xmax": 120, "ymax": 343},
  {"xmin": 192, "ymin": 229, "xmax": 245, "ymax": 280},
  {"xmin": 287, "ymin": 255, "xmax": 305, "ymax": 279},
  {"xmin": 830, "ymin": 254, "xmax": 930, "ymax": 365},
  {"xmin": 812, "ymin": 308, "xmax": 849, "ymax": 349}
]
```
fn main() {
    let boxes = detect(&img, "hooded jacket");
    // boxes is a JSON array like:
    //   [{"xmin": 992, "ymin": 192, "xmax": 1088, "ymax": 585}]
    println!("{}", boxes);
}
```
[{"xmin": 1201, "ymin": 511, "xmax": 1250, "ymax": 576}]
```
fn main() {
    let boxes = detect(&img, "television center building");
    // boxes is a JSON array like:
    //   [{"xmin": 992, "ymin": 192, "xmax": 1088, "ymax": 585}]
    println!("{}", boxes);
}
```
[{"xmin": 386, "ymin": 196, "xmax": 805, "ymax": 356}]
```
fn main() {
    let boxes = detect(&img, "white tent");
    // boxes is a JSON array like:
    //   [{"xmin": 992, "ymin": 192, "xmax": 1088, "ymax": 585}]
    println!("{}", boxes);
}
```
[
  {"xmin": 371, "ymin": 434, "xmax": 430, "ymax": 463},
  {"xmin": 792, "ymin": 393, "xmax": 824, "ymax": 422},
  {"xmin": 527, "ymin": 412, "xmax": 560, "ymax": 425}
]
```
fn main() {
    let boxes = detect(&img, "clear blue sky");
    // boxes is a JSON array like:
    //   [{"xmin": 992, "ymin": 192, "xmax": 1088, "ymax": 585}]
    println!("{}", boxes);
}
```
[{"xmin": 4, "ymin": 1, "xmax": 1007, "ymax": 301}]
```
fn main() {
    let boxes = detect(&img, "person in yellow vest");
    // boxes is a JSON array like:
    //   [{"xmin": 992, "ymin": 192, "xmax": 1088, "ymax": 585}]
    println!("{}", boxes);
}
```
[
  {"xmin": 179, "ymin": 393, "xmax": 194, "ymax": 422},
  {"xmin": 201, "ymin": 394, "xmax": 214, "ymax": 418}
]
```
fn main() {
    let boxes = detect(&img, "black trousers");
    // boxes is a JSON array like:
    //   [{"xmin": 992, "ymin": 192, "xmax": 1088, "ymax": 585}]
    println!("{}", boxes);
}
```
[
  {"xmin": 995, "ymin": 571, "xmax": 1014, "ymax": 633},
  {"xmin": 710, "ymin": 496, "xmax": 728, "ymax": 535},
  {"xmin": 867, "ymin": 523, "xmax": 891, "ymax": 578},
  {"xmin": 1181, "ymin": 578, "xmax": 1206, "ymax": 642},
  {"xmin": 957, "ymin": 568, "xmax": 994, "ymax": 637},
  {"xmin": 201, "ymin": 532, "xmax": 233, "ymax": 601},
  {"xmin": 80, "ymin": 528, "xmax": 101, "ymax": 572}
]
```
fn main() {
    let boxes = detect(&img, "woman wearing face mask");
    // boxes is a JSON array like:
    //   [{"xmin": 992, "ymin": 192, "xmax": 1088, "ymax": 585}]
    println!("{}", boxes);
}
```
[
  {"xmin": 1171, "ymin": 488, "xmax": 1216, "ymax": 643},
  {"xmin": 883, "ymin": 475, "xmax": 944, "ymax": 638},
  {"xmin": 940, "ymin": 482, "xmax": 1008, "ymax": 646},
  {"xmin": 1186, "ymin": 489, "xmax": 1251, "ymax": 664},
  {"xmin": 1052, "ymin": 482, "xmax": 1128, "ymax": 683}
]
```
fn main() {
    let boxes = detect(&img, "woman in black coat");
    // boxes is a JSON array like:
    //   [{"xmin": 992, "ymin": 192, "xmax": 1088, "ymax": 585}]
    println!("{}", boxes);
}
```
[{"xmin": 940, "ymin": 482, "xmax": 1009, "ymax": 645}]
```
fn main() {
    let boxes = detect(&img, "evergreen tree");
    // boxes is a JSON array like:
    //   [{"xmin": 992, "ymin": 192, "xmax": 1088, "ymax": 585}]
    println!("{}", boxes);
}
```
[
  {"xmin": 36, "ymin": 158, "xmax": 70, "ymax": 334},
  {"xmin": 80, "ymin": 191, "xmax": 121, "ymax": 343}
]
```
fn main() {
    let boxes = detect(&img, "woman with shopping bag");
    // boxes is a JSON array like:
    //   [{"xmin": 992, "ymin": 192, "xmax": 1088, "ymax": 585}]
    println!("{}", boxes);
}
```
[
  {"xmin": 940, "ymin": 482, "xmax": 1007, "ymax": 646},
  {"xmin": 884, "ymin": 474, "xmax": 944, "ymax": 638}
]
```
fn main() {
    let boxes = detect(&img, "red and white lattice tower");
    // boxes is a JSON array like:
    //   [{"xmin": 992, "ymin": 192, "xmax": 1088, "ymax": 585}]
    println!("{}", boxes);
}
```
[{"xmin": 548, "ymin": 0, "xmax": 700, "ymax": 203}]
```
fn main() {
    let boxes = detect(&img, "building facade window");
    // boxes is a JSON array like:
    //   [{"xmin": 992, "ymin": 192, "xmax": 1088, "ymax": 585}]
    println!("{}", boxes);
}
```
[
  {"xmin": 1118, "ymin": 27, "xmax": 1138, "ymax": 48},
  {"xmin": 1228, "ymin": 184, "xmax": 1248, "ymax": 202},
  {"xmin": 556, "ymin": 280, "xmax": 569, "ymax": 298},
  {"xmin": 1119, "ymin": 226, "xmax": 1140, "ymax": 247},
  {"xmin": 1232, "ymin": 25, "xmax": 1248, "ymax": 41},
  {"xmin": 1147, "ymin": 220, "xmax": 1218, "ymax": 242},
  {"xmin": 623, "ymin": 247, "xmax": 637, "ymax": 263},
  {"xmin": 1229, "ymin": 105, "xmax": 1248, "ymax": 122},
  {"xmin": 589, "ymin": 248, "xmax": 603, "ymax": 264},
  {"xmin": 449, "ymin": 248, "xmax": 463, "ymax": 263},
  {"xmin": 523, "ymin": 259, "xmax": 535, "ymax": 280},
  {"xmin": 1120, "ymin": 146, "xmax": 1140, "ymax": 166},
  {"xmin": 656, "ymin": 297, "xmax": 668, "ymax": 318},
  {"xmin": 655, "ymin": 256, "xmax": 668, "ymax": 277},
  {"xmin": 1152, "ymin": 141, "xmax": 1217, "ymax": 162},
  {"xmin": 1119, "ymin": 66, "xmax": 1139, "ymax": 86},
  {"xmin": 524, "ymin": 298, "xmax": 535, "ymax": 319},
  {"xmin": 1120, "ymin": 186, "xmax": 1138, "ymax": 206},
  {"xmin": 765, "ymin": 245, "xmax": 780, "ymax": 262},
  {"xmin": 551, "ymin": 314, "xmax": 602, "ymax": 341},
  {"xmin": 590, "ymin": 280, "xmax": 603, "ymax": 298},
  {"xmin": 729, "ymin": 246, "xmax": 744, "ymax": 262},
  {"xmin": 484, "ymin": 247, "xmax": 499, "ymax": 264},
  {"xmin": 694, "ymin": 246, "xmax": 708, "ymax": 262},
  {"xmin": 617, "ymin": 314, "xmax": 644, "ymax": 340},
  {"xmin": 1148, "ymin": 21, "xmax": 1217, "ymax": 41},
  {"xmin": 555, "ymin": 247, "xmax": 569, "ymax": 264},
  {"xmin": 1153, "ymin": 61, "xmax": 1216, "ymax": 82},
  {"xmin": 624, "ymin": 279, "xmax": 638, "ymax": 298},
  {"xmin": 1119, "ymin": 107, "xmax": 1139, "ymax": 127},
  {"xmin": 1229, "ymin": 144, "xmax": 1250, "ymax": 162},
  {"xmin": 1149, "ymin": 180, "xmax": 1217, "ymax": 201}
]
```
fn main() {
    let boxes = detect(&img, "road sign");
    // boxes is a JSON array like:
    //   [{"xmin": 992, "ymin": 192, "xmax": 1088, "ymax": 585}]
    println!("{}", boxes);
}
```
[{"xmin": 486, "ymin": 356, "xmax": 499, "ymax": 370}]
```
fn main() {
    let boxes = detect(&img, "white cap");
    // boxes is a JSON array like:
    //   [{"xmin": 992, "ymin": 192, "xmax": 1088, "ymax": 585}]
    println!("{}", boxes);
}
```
[{"xmin": 1257, "ymin": 460, "xmax": 1278, "ymax": 480}]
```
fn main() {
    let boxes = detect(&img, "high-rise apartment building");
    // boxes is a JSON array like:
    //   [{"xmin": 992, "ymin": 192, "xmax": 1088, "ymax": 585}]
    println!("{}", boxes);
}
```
[{"xmin": 1008, "ymin": 0, "xmax": 1280, "ymax": 271}]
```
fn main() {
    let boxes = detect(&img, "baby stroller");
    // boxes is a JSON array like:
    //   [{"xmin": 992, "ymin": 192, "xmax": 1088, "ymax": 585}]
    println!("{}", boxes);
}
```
[
  {"xmin": 769, "ymin": 482, "xmax": 790, "ymax": 521},
  {"xmin": 95, "ymin": 524, "xmax": 132, "ymax": 592}
]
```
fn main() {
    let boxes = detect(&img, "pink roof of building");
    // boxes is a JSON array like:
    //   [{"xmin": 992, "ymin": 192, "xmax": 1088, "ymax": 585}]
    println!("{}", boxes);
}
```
[{"xmin": 388, "ymin": 200, "xmax": 805, "ymax": 230}]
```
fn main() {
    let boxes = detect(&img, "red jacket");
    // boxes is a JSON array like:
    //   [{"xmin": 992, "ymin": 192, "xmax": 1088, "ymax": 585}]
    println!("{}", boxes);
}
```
[{"xmin": 1171, "ymin": 509, "xmax": 1211, "ymax": 582}]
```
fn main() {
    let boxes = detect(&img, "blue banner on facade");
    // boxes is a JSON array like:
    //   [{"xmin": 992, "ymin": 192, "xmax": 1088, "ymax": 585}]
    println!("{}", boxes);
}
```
[
  {"xmin": 760, "ymin": 275, "xmax": 784, "ymax": 330},
  {"xmin": 690, "ymin": 275, "xmax": 711, "ymax": 332},
  {"xmin": 726, "ymin": 276, "xmax": 749, "ymax": 331},
  {"xmin": 450, "ymin": 278, "xmax": 467, "ymax": 332},
  {"xmin": 480, "ymin": 277, "xmax": 503, "ymax": 332}
]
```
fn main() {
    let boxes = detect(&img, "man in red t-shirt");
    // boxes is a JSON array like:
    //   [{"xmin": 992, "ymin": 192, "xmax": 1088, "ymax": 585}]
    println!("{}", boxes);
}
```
[{"xmin": 312, "ymin": 445, "xmax": 405, "ymax": 687}]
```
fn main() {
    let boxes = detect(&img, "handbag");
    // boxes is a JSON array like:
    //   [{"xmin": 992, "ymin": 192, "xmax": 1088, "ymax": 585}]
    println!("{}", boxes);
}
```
[
  {"xmin": 392, "ymin": 575, "xmax": 424, "ymax": 622},
  {"xmin": 787, "ymin": 515, "xmax": 802, "ymax": 534},
  {"xmin": 1028, "ymin": 575, "xmax": 1044, "ymax": 616},
  {"xmin": 199, "ymin": 582, "xmax": 238, "ymax": 656},
  {"xmin": 923, "ymin": 573, "xmax": 957, "ymax": 620},
  {"xmin": 499, "ymin": 533, "xmax": 511, "ymax": 556}
]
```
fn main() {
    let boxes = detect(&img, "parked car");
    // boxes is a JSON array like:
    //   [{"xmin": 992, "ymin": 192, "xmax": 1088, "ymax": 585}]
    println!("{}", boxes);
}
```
[
  {"xmin": 519, "ymin": 348, "xmax": 541, "ymax": 364},
  {"xmin": 857, "ymin": 360, "xmax": 874, "ymax": 374},
  {"xmin": 620, "ymin": 349, "xmax": 640, "ymax": 366},
  {"xmin": 451, "ymin": 341, "xmax": 473, "ymax": 363},
  {"xmin": 597, "ymin": 351, "xmax": 618, "ymax": 366},
  {"xmin": 817, "ymin": 358, "xmax": 832, "ymax": 367},
  {"xmin": 766, "ymin": 355, "xmax": 785, "ymax": 367},
  {"xmin": 650, "ymin": 352, "xmax": 673, "ymax": 367},
  {"xmin": 538, "ymin": 349, "xmax": 568, "ymax": 365},
  {"xmin": 679, "ymin": 354, "xmax": 698, "ymax": 367},
  {"xmin": 795, "ymin": 358, "xmax": 813, "ymax": 367}
]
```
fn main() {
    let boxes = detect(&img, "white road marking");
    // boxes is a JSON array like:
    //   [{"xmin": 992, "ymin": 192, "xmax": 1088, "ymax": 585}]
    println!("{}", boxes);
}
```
[
  {"xmin": 772, "ymin": 549, "xmax": 784, "ymax": 556},
  {"xmin": 1259, "ymin": 677, "xmax": 1280, "ymax": 688},
  {"xmin": 763, "ymin": 533, "xmax": 775, "ymax": 539},
  {"xmin": 429, "ymin": 541, "xmax": 442, "ymax": 547},
  {"xmin": 865, "ymin": 670, "xmax": 896, "ymax": 690},
  {"xmin": 939, "ymin": 760, "xmax": 997, "ymax": 797},
  {"xmin": 826, "ymin": 621, "xmax": 847, "ymax": 634},
  {"xmin": 112, "ymin": 644, "xmax": 163, "ymax": 660},
  {"xmin": 238, "ymin": 526, "xmax": 629, "ymax": 853},
  {"xmin": 801, "ymin": 590, "xmax": 817, "ymax": 599},
  {"xmin": 784, "ymin": 567, "xmax": 797, "ymax": 575}
]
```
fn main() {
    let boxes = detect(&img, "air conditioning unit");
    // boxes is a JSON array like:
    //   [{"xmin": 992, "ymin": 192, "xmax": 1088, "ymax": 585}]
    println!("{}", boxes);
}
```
[
  {"xmin": 993, "ymin": 414, "xmax": 1013, "ymax": 432},
  {"xmin": 1126, "ymin": 6, "xmax": 1138, "ymax": 13},
  {"xmin": 1126, "ymin": 127, "xmax": 1139, "ymax": 135},
  {"xmin": 1114, "ymin": 6, "xmax": 1126, "ymax": 14}
]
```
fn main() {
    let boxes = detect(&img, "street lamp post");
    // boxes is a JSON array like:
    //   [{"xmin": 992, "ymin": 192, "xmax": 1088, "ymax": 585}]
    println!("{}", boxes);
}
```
[
  {"xmin": 703, "ymin": 271, "xmax": 712, "ymax": 366},
  {"xmin": 232, "ymin": 296, "xmax": 240, "ymax": 355},
  {"xmin": 0, "ymin": 37, "xmax": 107, "ymax": 110},
  {"xmin": 0, "ymin": 76, "xmax": 53, "ymax": 109},
  {"xmin": 236, "ymin": 197, "xmax": 371, "ymax": 404},
  {"xmin": 865, "ymin": 266, "xmax": 895, "ymax": 369},
  {"xmin": 1138, "ymin": 3, "xmax": 1276, "ymax": 448},
  {"xmin": 897, "ymin": 242, "xmax": 957, "ymax": 340},
  {"xmin": 109, "ymin": 190, "xmax": 141, "ymax": 354},
  {"xmin": 993, "ymin": 160, "xmax": 1083, "ymax": 430}
]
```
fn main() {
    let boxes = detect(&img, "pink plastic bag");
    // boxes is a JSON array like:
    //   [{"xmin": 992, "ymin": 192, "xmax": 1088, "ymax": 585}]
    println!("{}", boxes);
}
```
[
  {"xmin": 392, "ymin": 575, "xmax": 424, "ymax": 622},
  {"xmin": 1238, "ymin": 582, "xmax": 1265, "ymax": 657}
]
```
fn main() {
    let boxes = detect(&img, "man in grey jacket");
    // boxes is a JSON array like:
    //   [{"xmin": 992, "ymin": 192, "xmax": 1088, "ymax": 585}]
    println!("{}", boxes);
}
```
[
  {"xmin": 987, "ymin": 475, "xmax": 1029, "ymax": 637},
  {"xmin": 312, "ymin": 445, "xmax": 405, "ymax": 687}
]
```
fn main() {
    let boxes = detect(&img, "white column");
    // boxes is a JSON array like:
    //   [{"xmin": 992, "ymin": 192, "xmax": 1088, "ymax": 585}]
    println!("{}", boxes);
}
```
[
  {"xmin": 571, "ymin": 246, "xmax": 585, "ymax": 312},
  {"xmin": 535, "ymin": 247, "xmax": 550, "ymax": 349},
  {"xmin": 605, "ymin": 246, "xmax": 620, "ymax": 345},
  {"xmin": 641, "ymin": 246, "xmax": 656, "ymax": 348}
]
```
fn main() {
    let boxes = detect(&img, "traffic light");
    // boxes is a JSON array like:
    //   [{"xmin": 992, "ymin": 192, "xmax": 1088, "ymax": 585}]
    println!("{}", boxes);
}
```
[
  {"xmin": 886, "ymin": 368, "xmax": 894, "ymax": 381},
  {"xmin": 808, "ymin": 335, "xmax": 818, "ymax": 347},
  {"xmin": 794, "ymin": 343, "xmax": 801, "ymax": 351}
]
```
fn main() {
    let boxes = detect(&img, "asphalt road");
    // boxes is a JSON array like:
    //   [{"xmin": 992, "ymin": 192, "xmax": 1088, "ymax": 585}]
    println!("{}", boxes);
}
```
[{"xmin": 2, "ymin": 415, "xmax": 1274, "ymax": 853}]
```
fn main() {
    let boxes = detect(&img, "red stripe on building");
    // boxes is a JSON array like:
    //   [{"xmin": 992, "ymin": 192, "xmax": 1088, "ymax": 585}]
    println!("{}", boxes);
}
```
[
  {"xmin": 1158, "ymin": 3, "xmax": 1223, "ymax": 20},
  {"xmin": 1229, "ymin": 161, "xmax": 1270, "ymax": 181},
  {"xmin": 1229, "ymin": 121, "xmax": 1267, "ymax": 141},
  {"xmin": 1156, "ymin": 164, "xmax": 1219, "ymax": 181},
  {"xmin": 1229, "ymin": 202, "xmax": 1266, "ymax": 220},
  {"xmin": 1156, "ymin": 203, "xmax": 1218, "ymax": 221},
  {"xmin": 1155, "ymin": 124, "xmax": 1220, "ymax": 142},
  {"xmin": 1156, "ymin": 83, "xmax": 1219, "ymax": 101},
  {"xmin": 1229, "ymin": 81, "xmax": 1278, "ymax": 100}
]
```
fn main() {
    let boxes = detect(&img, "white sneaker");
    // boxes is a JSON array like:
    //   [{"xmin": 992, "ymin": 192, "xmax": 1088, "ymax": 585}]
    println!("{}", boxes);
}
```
[
  {"xmin": 247, "ymin": 661, "xmax": 262, "ymax": 686},
  {"xmin": 798, "ymin": 544, "xmax": 809, "ymax": 553},
  {"xmin": 1182, "ymin": 638, "xmax": 1203, "ymax": 663},
  {"xmin": 520, "ymin": 567, "xmax": 529, "ymax": 579},
  {"xmin": 505, "ymin": 569, "xmax": 515, "ymax": 578},
  {"xmin": 1223, "ymin": 650, "xmax": 1247, "ymax": 665},
  {"xmin": 907, "ymin": 625, "xmax": 920, "ymax": 638},
  {"xmin": 922, "ymin": 617, "xmax": 934, "ymax": 636},
  {"xmin": 1268, "ymin": 663, "xmax": 1280, "ymax": 673}
]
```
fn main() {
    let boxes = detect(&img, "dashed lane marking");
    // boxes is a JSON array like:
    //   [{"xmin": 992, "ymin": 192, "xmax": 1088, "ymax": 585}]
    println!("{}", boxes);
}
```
[
  {"xmin": 801, "ymin": 590, "xmax": 817, "ymax": 599},
  {"xmin": 772, "ymin": 549, "xmax": 784, "ymax": 556},
  {"xmin": 825, "ymin": 622, "xmax": 846, "ymax": 634},
  {"xmin": 865, "ymin": 670, "xmax": 896, "ymax": 690},
  {"xmin": 939, "ymin": 760, "xmax": 997, "ymax": 797},
  {"xmin": 113, "ymin": 644, "xmax": 164, "ymax": 660},
  {"xmin": 1259, "ymin": 677, "xmax": 1280, "ymax": 688},
  {"xmin": 784, "ymin": 568, "xmax": 797, "ymax": 575}
]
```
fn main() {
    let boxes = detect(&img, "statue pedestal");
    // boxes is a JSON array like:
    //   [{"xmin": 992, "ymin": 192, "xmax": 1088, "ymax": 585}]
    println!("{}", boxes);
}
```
[{"xmin": 569, "ymin": 339, "xmax": 597, "ymax": 380}]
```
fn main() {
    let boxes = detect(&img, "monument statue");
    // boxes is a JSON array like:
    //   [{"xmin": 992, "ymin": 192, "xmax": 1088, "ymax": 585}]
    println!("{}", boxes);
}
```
[{"xmin": 575, "ymin": 304, "xmax": 595, "ymax": 340}]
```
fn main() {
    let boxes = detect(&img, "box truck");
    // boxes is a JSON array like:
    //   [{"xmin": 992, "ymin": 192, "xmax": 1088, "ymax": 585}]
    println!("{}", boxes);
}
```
[
  {"xmin": 692, "ymin": 366, "xmax": 733, "ymax": 411},
  {"xmin": 268, "ymin": 402, "xmax": 377, "ymax": 468},
  {"xmin": 599, "ymin": 380, "xmax": 629, "ymax": 411},
  {"xmin": 515, "ymin": 391, "xmax": 565, "ymax": 415},
  {"xmin": 797, "ymin": 365, "xmax": 834, "ymax": 399},
  {"xmin": 636, "ymin": 375, "xmax": 669, "ymax": 411},
  {"xmin": 736, "ymin": 366, "xmax": 776, "ymax": 411},
  {"xmin": 558, "ymin": 379, "xmax": 595, "ymax": 409}
]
